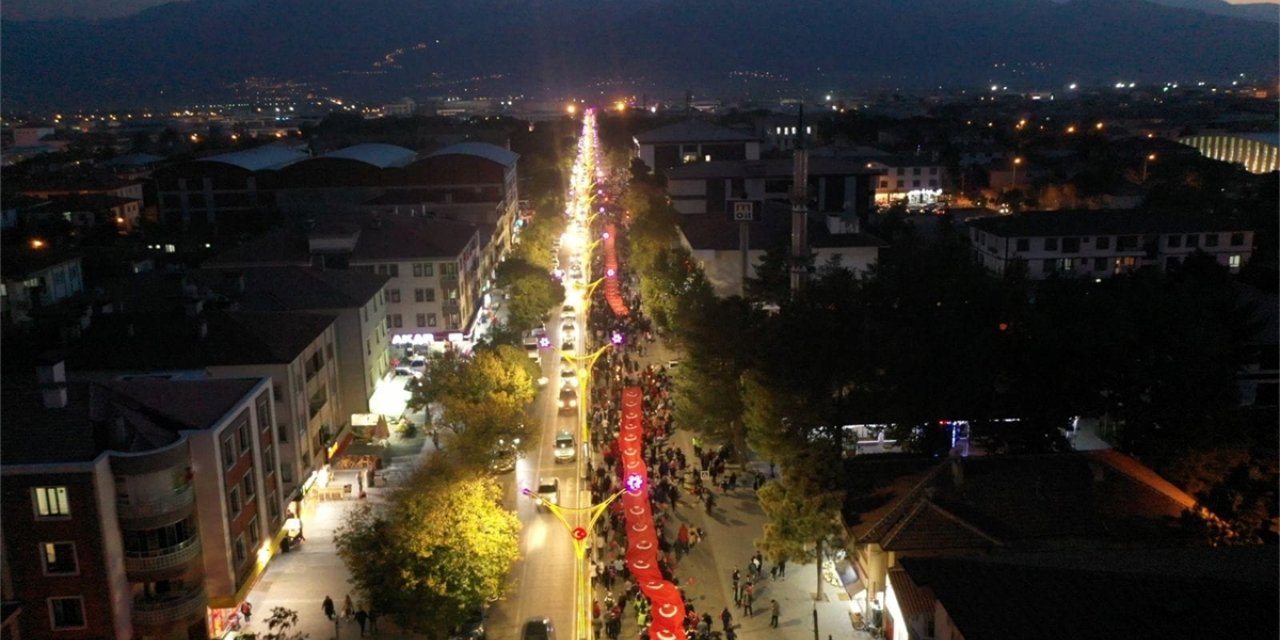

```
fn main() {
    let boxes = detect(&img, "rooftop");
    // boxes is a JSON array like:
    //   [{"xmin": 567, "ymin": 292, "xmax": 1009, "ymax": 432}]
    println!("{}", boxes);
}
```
[
  {"xmin": 320, "ymin": 143, "xmax": 417, "ymax": 168},
  {"xmin": 423, "ymin": 142, "xmax": 519, "ymax": 168},
  {"xmin": 898, "ymin": 548, "xmax": 1278, "ymax": 640},
  {"xmin": 68, "ymin": 310, "xmax": 337, "ymax": 372},
  {"xmin": 634, "ymin": 120, "xmax": 759, "ymax": 145},
  {"xmin": 205, "ymin": 216, "xmax": 480, "ymax": 266},
  {"xmin": 1, "ymin": 245, "xmax": 82, "ymax": 279},
  {"xmin": 850, "ymin": 451, "xmax": 1201, "ymax": 551},
  {"xmin": 190, "ymin": 266, "xmax": 390, "ymax": 311},
  {"xmin": 966, "ymin": 209, "xmax": 1252, "ymax": 237},
  {"xmin": 678, "ymin": 204, "xmax": 884, "ymax": 252},
  {"xmin": 666, "ymin": 157, "xmax": 879, "ymax": 180},
  {"xmin": 1, "ymin": 377, "xmax": 264, "ymax": 466},
  {"xmin": 195, "ymin": 145, "xmax": 309, "ymax": 172}
]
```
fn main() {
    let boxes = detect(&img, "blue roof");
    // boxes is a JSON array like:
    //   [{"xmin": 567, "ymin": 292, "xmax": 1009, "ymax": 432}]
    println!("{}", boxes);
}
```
[
  {"xmin": 323, "ymin": 143, "xmax": 417, "ymax": 168},
  {"xmin": 202, "ymin": 145, "xmax": 309, "ymax": 171},
  {"xmin": 424, "ymin": 142, "xmax": 518, "ymax": 168}
]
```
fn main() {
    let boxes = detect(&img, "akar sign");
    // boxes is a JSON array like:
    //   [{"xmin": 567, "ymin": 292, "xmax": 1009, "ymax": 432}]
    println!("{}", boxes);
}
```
[{"xmin": 727, "ymin": 199, "xmax": 759, "ymax": 222}]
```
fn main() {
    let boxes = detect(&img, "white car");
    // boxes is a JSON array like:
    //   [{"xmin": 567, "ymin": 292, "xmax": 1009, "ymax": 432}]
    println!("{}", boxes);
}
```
[
  {"xmin": 553, "ymin": 432, "xmax": 576, "ymax": 463},
  {"xmin": 536, "ymin": 478, "xmax": 559, "ymax": 509},
  {"xmin": 408, "ymin": 358, "xmax": 427, "ymax": 377},
  {"xmin": 560, "ymin": 305, "xmax": 576, "ymax": 320},
  {"xmin": 560, "ymin": 367, "xmax": 577, "ymax": 388}
]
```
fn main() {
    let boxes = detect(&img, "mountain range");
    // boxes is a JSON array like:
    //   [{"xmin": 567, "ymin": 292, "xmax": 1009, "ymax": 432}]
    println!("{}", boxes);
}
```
[{"xmin": 2, "ymin": 0, "xmax": 1277, "ymax": 110}]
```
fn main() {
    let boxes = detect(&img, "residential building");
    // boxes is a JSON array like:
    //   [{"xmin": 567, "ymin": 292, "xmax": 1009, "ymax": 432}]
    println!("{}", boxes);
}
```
[
  {"xmin": 664, "ymin": 157, "xmax": 879, "ymax": 218},
  {"xmin": 964, "ymin": 210, "xmax": 1256, "ymax": 279},
  {"xmin": 188, "ymin": 266, "xmax": 392, "ymax": 416},
  {"xmin": 677, "ymin": 203, "xmax": 883, "ymax": 297},
  {"xmin": 152, "ymin": 146, "xmax": 310, "ymax": 230},
  {"xmin": 63, "ymin": 309, "xmax": 343, "ymax": 505},
  {"xmin": 891, "ymin": 547, "xmax": 1277, "ymax": 640},
  {"xmin": 840, "ymin": 450, "xmax": 1210, "ymax": 636},
  {"xmin": 864, "ymin": 154, "xmax": 946, "ymax": 208},
  {"xmin": 275, "ymin": 143, "xmax": 419, "ymax": 215},
  {"xmin": 206, "ymin": 215, "xmax": 483, "ymax": 350},
  {"xmin": 1, "ymin": 248, "xmax": 85, "ymax": 326},
  {"xmin": 633, "ymin": 120, "xmax": 761, "ymax": 173},
  {"xmin": 1, "ymin": 360, "xmax": 281, "ymax": 640}
]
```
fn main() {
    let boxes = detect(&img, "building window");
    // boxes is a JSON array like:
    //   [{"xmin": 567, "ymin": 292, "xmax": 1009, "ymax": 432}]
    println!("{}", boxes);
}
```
[
  {"xmin": 48, "ymin": 597, "xmax": 86, "ymax": 630},
  {"xmin": 425, "ymin": 288, "xmax": 435, "ymax": 302},
  {"xmin": 1185, "ymin": 234, "xmax": 1199, "ymax": 248},
  {"xmin": 41, "ymin": 542, "xmax": 78, "ymax": 575},
  {"xmin": 388, "ymin": 289, "xmax": 401, "ymax": 303},
  {"xmin": 268, "ymin": 494, "xmax": 281, "ymax": 522},
  {"xmin": 422, "ymin": 263, "xmax": 434, "ymax": 277},
  {"xmin": 896, "ymin": 180, "xmax": 905, "ymax": 188},
  {"xmin": 896, "ymin": 168, "xmax": 905, "ymax": 176},
  {"xmin": 1058, "ymin": 258, "xmax": 1075, "ymax": 272},
  {"xmin": 1117, "ymin": 236, "xmax": 1138, "ymax": 251},
  {"xmin": 929, "ymin": 167, "xmax": 938, "ymax": 175},
  {"xmin": 248, "ymin": 516, "xmax": 260, "ymax": 546},
  {"xmin": 929, "ymin": 179, "xmax": 938, "ymax": 187},
  {"xmin": 389, "ymin": 264, "xmax": 400, "ymax": 277},
  {"xmin": 447, "ymin": 313, "xmax": 461, "ymax": 330},
  {"xmin": 33, "ymin": 486, "xmax": 70, "ymax": 518},
  {"xmin": 912, "ymin": 180, "xmax": 920, "ymax": 187},
  {"xmin": 228, "ymin": 486, "xmax": 242, "ymax": 516},
  {"xmin": 415, "ymin": 288, "xmax": 424, "ymax": 302},
  {"xmin": 222, "ymin": 435, "xmax": 235, "ymax": 471},
  {"xmin": 1205, "ymin": 233, "xmax": 1220, "ymax": 247},
  {"xmin": 1096, "ymin": 236, "xmax": 1111, "ymax": 250},
  {"xmin": 1167, "ymin": 235, "xmax": 1182, "ymax": 248},
  {"xmin": 233, "ymin": 535, "xmax": 247, "ymax": 566},
  {"xmin": 417, "ymin": 314, "xmax": 426, "ymax": 327},
  {"xmin": 243, "ymin": 473, "xmax": 256, "ymax": 500},
  {"xmin": 393, "ymin": 314, "xmax": 403, "ymax": 328},
  {"xmin": 1043, "ymin": 259, "xmax": 1057, "ymax": 274},
  {"xmin": 440, "ymin": 263, "xmax": 458, "ymax": 276},
  {"xmin": 1229, "ymin": 255, "xmax": 1242, "ymax": 269},
  {"xmin": 1016, "ymin": 239, "xmax": 1030, "ymax": 252},
  {"xmin": 238, "ymin": 421, "xmax": 251, "ymax": 454},
  {"xmin": 879, "ymin": 180, "xmax": 888, "ymax": 188},
  {"xmin": 413, "ymin": 263, "xmax": 423, "ymax": 277},
  {"xmin": 913, "ymin": 167, "xmax": 921, "ymax": 175},
  {"xmin": 1230, "ymin": 232, "xmax": 1245, "ymax": 246},
  {"xmin": 1044, "ymin": 238, "xmax": 1059, "ymax": 251},
  {"xmin": 1114, "ymin": 256, "xmax": 1138, "ymax": 273},
  {"xmin": 263, "ymin": 445, "xmax": 275, "ymax": 476},
  {"xmin": 427, "ymin": 313, "xmax": 438, "ymax": 327},
  {"xmin": 256, "ymin": 393, "xmax": 271, "ymax": 432},
  {"xmin": 1061, "ymin": 237, "xmax": 1080, "ymax": 253},
  {"xmin": 1094, "ymin": 257, "xmax": 1107, "ymax": 271}
]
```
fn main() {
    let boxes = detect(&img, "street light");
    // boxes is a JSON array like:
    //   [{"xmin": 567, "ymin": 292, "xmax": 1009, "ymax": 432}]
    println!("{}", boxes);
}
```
[
  {"xmin": 1010, "ymin": 157, "xmax": 1023, "ymax": 191},
  {"xmin": 1142, "ymin": 153, "xmax": 1157, "ymax": 182}
]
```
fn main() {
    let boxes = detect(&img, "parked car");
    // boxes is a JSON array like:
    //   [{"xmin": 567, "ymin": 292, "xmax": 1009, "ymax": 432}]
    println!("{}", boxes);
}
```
[
  {"xmin": 409, "ymin": 358, "xmax": 427, "ymax": 376},
  {"xmin": 449, "ymin": 609, "xmax": 486, "ymax": 640},
  {"xmin": 553, "ymin": 432, "xmax": 576, "ymax": 463},
  {"xmin": 522, "ymin": 617, "xmax": 554, "ymax": 640},
  {"xmin": 490, "ymin": 444, "xmax": 518, "ymax": 474}
]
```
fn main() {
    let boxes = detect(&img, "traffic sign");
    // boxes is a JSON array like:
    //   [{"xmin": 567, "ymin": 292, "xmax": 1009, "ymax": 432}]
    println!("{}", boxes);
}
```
[{"xmin": 726, "ymin": 199, "xmax": 759, "ymax": 223}]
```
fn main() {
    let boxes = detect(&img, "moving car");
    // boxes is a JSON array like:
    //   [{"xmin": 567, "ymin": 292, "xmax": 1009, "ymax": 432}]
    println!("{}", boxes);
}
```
[
  {"xmin": 560, "ymin": 304, "xmax": 576, "ymax": 320},
  {"xmin": 448, "ymin": 609, "xmax": 486, "ymax": 640},
  {"xmin": 490, "ymin": 444, "xmax": 518, "ymax": 474},
  {"xmin": 558, "ymin": 388, "xmax": 577, "ymax": 414},
  {"xmin": 553, "ymin": 432, "xmax": 576, "ymax": 463},
  {"xmin": 522, "ymin": 617, "xmax": 555, "ymax": 640},
  {"xmin": 560, "ymin": 366, "xmax": 577, "ymax": 388},
  {"xmin": 536, "ymin": 478, "xmax": 559, "ymax": 509}
]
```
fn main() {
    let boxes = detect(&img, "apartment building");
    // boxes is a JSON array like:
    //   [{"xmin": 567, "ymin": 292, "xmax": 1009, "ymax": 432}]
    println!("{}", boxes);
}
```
[
  {"xmin": 1, "ymin": 362, "xmax": 280, "ymax": 639},
  {"xmin": 965, "ymin": 210, "xmax": 1256, "ymax": 279}
]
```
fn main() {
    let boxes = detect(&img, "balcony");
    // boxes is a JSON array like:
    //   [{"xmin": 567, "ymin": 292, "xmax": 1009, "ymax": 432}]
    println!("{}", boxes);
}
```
[
  {"xmin": 132, "ymin": 586, "xmax": 208, "ymax": 627},
  {"xmin": 117, "ymin": 483, "xmax": 195, "ymax": 521},
  {"xmin": 124, "ymin": 536, "xmax": 202, "ymax": 577}
]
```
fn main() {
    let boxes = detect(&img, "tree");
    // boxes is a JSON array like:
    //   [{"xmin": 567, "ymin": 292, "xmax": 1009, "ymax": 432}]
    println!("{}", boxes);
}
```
[
  {"xmin": 408, "ymin": 348, "xmax": 540, "ymax": 467},
  {"xmin": 496, "ymin": 258, "xmax": 565, "ymax": 332},
  {"xmin": 336, "ymin": 460, "xmax": 521, "ymax": 637}
]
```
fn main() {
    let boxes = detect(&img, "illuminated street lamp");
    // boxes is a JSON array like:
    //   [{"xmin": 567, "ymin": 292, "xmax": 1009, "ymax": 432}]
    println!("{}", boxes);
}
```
[
  {"xmin": 1010, "ymin": 157, "xmax": 1023, "ymax": 191},
  {"xmin": 1142, "ymin": 153, "xmax": 1157, "ymax": 182}
]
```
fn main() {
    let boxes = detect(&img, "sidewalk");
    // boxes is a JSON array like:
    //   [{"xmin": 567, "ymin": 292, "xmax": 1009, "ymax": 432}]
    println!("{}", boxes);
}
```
[
  {"xmin": 237, "ymin": 432, "xmax": 435, "ymax": 640},
  {"xmin": 590, "ymin": 336, "xmax": 867, "ymax": 640}
]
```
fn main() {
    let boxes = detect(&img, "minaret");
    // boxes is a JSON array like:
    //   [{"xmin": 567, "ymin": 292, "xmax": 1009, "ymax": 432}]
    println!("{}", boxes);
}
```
[{"xmin": 789, "ymin": 105, "xmax": 810, "ymax": 297}]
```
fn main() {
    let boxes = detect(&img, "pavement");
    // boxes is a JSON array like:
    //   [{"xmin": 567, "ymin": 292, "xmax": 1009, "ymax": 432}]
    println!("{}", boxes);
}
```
[{"xmin": 586, "ymin": 337, "xmax": 869, "ymax": 640}]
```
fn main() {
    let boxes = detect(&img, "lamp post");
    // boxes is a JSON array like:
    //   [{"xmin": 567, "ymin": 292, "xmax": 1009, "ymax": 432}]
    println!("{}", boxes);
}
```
[
  {"xmin": 1010, "ymin": 156, "xmax": 1023, "ymax": 191},
  {"xmin": 1142, "ymin": 153, "xmax": 1156, "ymax": 182},
  {"xmin": 523, "ymin": 479, "xmax": 639, "ymax": 640}
]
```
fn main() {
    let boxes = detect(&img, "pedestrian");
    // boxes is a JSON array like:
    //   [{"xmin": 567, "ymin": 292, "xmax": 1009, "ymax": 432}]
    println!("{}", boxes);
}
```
[
  {"xmin": 239, "ymin": 601, "xmax": 253, "ymax": 622},
  {"xmin": 770, "ymin": 599, "xmax": 780, "ymax": 628},
  {"xmin": 355, "ymin": 608, "xmax": 369, "ymax": 636},
  {"xmin": 778, "ymin": 558, "xmax": 787, "ymax": 577},
  {"xmin": 323, "ymin": 595, "xmax": 336, "ymax": 620},
  {"xmin": 743, "ymin": 589, "xmax": 754, "ymax": 617},
  {"xmin": 343, "ymin": 594, "xmax": 354, "ymax": 620},
  {"xmin": 770, "ymin": 564, "xmax": 779, "ymax": 579},
  {"xmin": 368, "ymin": 608, "xmax": 379, "ymax": 633},
  {"xmin": 720, "ymin": 607, "xmax": 733, "ymax": 632}
]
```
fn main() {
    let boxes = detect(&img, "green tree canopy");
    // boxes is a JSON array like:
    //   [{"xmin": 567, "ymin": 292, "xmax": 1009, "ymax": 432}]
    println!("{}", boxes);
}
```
[
  {"xmin": 336, "ymin": 460, "xmax": 521, "ymax": 637},
  {"xmin": 496, "ymin": 258, "xmax": 565, "ymax": 333}
]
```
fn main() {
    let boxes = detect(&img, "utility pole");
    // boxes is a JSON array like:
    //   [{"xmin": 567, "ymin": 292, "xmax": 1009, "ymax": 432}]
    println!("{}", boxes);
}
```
[{"xmin": 789, "ymin": 105, "xmax": 810, "ymax": 298}]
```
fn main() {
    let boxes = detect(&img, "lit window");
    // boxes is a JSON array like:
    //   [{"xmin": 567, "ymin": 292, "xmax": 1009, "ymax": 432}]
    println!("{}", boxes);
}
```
[
  {"xmin": 1229, "ymin": 255, "xmax": 1241, "ymax": 269},
  {"xmin": 42, "ymin": 542, "xmax": 78, "ymax": 575},
  {"xmin": 34, "ymin": 487, "xmax": 70, "ymax": 518}
]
